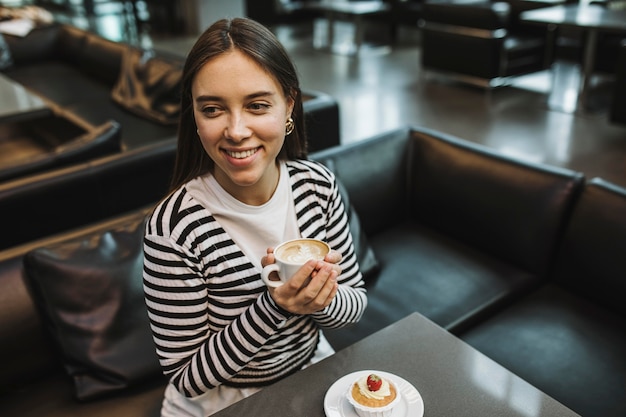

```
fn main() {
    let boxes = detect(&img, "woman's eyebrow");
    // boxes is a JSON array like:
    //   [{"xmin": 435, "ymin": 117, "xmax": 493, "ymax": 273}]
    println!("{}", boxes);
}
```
[
  {"xmin": 246, "ymin": 91, "xmax": 275, "ymax": 100},
  {"xmin": 195, "ymin": 91, "xmax": 275, "ymax": 103},
  {"xmin": 195, "ymin": 94, "xmax": 222, "ymax": 103}
]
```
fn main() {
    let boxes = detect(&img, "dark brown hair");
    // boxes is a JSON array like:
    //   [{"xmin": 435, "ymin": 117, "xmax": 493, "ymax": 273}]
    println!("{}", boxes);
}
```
[{"xmin": 169, "ymin": 17, "xmax": 307, "ymax": 192}]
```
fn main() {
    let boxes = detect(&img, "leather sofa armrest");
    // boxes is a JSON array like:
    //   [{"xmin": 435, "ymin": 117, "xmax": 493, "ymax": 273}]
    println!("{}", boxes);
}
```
[{"xmin": 302, "ymin": 89, "xmax": 341, "ymax": 153}]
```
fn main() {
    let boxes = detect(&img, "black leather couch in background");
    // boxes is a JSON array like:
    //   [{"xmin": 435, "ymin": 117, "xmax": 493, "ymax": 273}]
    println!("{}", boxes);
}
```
[
  {"xmin": 0, "ymin": 138, "xmax": 176, "ymax": 251},
  {"xmin": 419, "ymin": 0, "xmax": 556, "ymax": 88},
  {"xmin": 1, "ymin": 126, "xmax": 624, "ymax": 417},
  {"xmin": 2, "ymin": 23, "xmax": 181, "ymax": 149},
  {"xmin": 1, "ymin": 23, "xmax": 342, "ymax": 153},
  {"xmin": 0, "ymin": 115, "xmax": 121, "ymax": 184}
]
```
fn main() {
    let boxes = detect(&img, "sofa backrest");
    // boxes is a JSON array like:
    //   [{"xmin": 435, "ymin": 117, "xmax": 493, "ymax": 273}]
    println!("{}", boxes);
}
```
[
  {"xmin": 311, "ymin": 126, "xmax": 413, "ymax": 237},
  {"xmin": 0, "ymin": 139, "xmax": 176, "ymax": 250},
  {"xmin": 408, "ymin": 127, "xmax": 584, "ymax": 277},
  {"xmin": 62, "ymin": 25, "xmax": 129, "ymax": 87},
  {"xmin": 550, "ymin": 177, "xmax": 626, "ymax": 317},
  {"xmin": 5, "ymin": 23, "xmax": 140, "ymax": 87},
  {"xmin": 314, "ymin": 125, "xmax": 586, "ymax": 277}
]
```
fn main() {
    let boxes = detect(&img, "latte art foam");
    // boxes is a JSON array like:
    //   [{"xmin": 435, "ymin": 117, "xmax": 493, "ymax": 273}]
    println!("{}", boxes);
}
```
[{"xmin": 276, "ymin": 240, "xmax": 328, "ymax": 264}]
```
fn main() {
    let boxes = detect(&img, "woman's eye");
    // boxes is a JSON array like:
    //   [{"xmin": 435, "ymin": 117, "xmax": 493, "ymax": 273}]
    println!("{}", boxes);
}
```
[
  {"xmin": 249, "ymin": 103, "xmax": 270, "ymax": 112},
  {"xmin": 202, "ymin": 106, "xmax": 220, "ymax": 116}
]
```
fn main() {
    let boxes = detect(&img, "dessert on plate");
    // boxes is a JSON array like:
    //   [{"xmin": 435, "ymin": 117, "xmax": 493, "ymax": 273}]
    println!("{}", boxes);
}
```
[{"xmin": 347, "ymin": 372, "xmax": 401, "ymax": 417}]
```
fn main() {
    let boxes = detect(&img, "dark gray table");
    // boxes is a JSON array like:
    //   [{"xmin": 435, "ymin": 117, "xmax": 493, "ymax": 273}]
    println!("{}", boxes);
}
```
[
  {"xmin": 303, "ymin": 1, "xmax": 390, "ymax": 55},
  {"xmin": 0, "ymin": 72, "xmax": 49, "ymax": 123},
  {"xmin": 212, "ymin": 312, "xmax": 580, "ymax": 417},
  {"xmin": 521, "ymin": 4, "xmax": 626, "ymax": 112}
]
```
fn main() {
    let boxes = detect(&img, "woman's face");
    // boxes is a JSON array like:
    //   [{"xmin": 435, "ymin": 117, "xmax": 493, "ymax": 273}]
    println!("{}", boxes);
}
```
[{"xmin": 192, "ymin": 49, "xmax": 294, "ymax": 205}]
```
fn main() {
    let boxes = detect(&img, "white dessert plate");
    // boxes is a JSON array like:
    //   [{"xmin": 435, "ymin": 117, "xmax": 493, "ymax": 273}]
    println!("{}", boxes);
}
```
[{"xmin": 324, "ymin": 370, "xmax": 424, "ymax": 417}]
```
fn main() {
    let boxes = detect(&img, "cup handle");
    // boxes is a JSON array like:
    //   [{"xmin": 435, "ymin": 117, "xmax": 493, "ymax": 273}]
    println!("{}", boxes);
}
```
[{"xmin": 261, "ymin": 264, "xmax": 283, "ymax": 288}]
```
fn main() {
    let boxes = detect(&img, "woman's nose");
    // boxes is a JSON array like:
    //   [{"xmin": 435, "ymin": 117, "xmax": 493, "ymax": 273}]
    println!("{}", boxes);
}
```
[{"xmin": 225, "ymin": 114, "xmax": 251, "ymax": 142}]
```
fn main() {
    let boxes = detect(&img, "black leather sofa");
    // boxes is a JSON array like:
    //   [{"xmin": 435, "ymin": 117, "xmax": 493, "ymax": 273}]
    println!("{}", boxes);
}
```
[
  {"xmin": 0, "ymin": 138, "xmax": 176, "ymax": 251},
  {"xmin": 0, "ymin": 115, "xmax": 121, "ymax": 184},
  {"xmin": 2, "ymin": 23, "xmax": 180, "ymax": 149},
  {"xmin": 1, "ymin": 23, "xmax": 342, "ymax": 153},
  {"xmin": 1, "ymin": 126, "xmax": 625, "ymax": 417}
]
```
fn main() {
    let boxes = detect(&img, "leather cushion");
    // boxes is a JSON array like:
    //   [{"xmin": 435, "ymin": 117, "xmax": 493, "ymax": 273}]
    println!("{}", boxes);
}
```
[
  {"xmin": 324, "ymin": 220, "xmax": 539, "ymax": 351},
  {"xmin": 23, "ymin": 214, "xmax": 162, "ymax": 401}
]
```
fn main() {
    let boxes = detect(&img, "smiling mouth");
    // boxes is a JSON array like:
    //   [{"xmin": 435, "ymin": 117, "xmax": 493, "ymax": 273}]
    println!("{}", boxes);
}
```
[{"xmin": 225, "ymin": 147, "xmax": 260, "ymax": 159}]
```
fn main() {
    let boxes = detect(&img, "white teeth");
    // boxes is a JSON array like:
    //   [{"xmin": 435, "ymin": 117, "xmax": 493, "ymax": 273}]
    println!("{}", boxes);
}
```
[{"xmin": 227, "ymin": 148, "xmax": 257, "ymax": 159}]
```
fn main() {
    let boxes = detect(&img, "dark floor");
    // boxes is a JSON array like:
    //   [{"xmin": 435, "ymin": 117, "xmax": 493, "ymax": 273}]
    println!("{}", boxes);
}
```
[{"xmin": 51, "ymin": 7, "xmax": 626, "ymax": 188}]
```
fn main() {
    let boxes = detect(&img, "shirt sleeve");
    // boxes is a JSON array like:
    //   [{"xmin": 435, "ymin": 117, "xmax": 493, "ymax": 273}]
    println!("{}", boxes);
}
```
[
  {"xmin": 143, "ymin": 232, "xmax": 292, "ymax": 397},
  {"xmin": 310, "ymin": 170, "xmax": 368, "ymax": 329}
]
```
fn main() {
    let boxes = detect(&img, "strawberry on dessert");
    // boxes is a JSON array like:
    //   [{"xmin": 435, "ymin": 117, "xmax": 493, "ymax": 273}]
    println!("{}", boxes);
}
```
[{"xmin": 367, "ymin": 374, "xmax": 382, "ymax": 392}]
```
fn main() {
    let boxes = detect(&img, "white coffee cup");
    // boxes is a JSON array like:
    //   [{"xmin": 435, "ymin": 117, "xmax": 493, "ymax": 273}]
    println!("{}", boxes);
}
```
[{"xmin": 261, "ymin": 238, "xmax": 330, "ymax": 288}]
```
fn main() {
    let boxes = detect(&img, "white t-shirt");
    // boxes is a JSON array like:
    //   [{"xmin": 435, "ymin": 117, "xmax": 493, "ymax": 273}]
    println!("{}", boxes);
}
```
[{"xmin": 186, "ymin": 161, "xmax": 301, "ymax": 268}]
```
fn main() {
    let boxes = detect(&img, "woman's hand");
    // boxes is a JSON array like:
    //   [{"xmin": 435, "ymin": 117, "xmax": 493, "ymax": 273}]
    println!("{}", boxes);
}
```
[{"xmin": 261, "ymin": 248, "xmax": 342, "ymax": 315}]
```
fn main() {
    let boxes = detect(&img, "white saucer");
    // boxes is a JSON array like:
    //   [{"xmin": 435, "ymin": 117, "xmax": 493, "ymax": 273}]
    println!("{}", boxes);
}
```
[{"xmin": 324, "ymin": 370, "xmax": 424, "ymax": 417}]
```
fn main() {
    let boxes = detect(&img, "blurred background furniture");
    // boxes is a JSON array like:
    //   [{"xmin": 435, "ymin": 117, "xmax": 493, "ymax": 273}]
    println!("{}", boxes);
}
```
[
  {"xmin": 0, "ymin": 115, "xmax": 121, "ymax": 183},
  {"xmin": 2, "ymin": 22, "xmax": 182, "ymax": 149},
  {"xmin": 0, "ymin": 72, "xmax": 49, "ymax": 123},
  {"xmin": 379, "ymin": 0, "xmax": 423, "ymax": 42},
  {"xmin": 298, "ymin": 0, "xmax": 391, "ymax": 55},
  {"xmin": 244, "ymin": 0, "xmax": 324, "ymax": 26},
  {"xmin": 419, "ymin": 0, "xmax": 558, "ymax": 88},
  {"xmin": 1, "ymin": 22, "xmax": 340, "ymax": 154},
  {"xmin": 0, "ymin": 137, "xmax": 175, "ymax": 251},
  {"xmin": 521, "ymin": 3, "xmax": 626, "ymax": 111},
  {"xmin": 609, "ymin": 39, "xmax": 626, "ymax": 125}
]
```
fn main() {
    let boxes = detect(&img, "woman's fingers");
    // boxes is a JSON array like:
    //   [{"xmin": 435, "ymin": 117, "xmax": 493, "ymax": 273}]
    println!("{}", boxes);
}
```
[
  {"xmin": 324, "ymin": 250, "xmax": 342, "ymax": 264},
  {"xmin": 261, "ymin": 247, "xmax": 275, "ymax": 268},
  {"xmin": 269, "ymin": 260, "xmax": 338, "ymax": 314}
]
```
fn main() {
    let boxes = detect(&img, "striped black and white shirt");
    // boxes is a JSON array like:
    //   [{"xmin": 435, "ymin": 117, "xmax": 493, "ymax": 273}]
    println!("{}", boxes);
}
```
[{"xmin": 143, "ymin": 159, "xmax": 367, "ymax": 398}]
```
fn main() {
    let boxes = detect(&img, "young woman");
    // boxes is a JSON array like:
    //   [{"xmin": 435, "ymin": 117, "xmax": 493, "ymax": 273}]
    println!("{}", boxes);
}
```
[{"xmin": 142, "ymin": 17, "xmax": 367, "ymax": 416}]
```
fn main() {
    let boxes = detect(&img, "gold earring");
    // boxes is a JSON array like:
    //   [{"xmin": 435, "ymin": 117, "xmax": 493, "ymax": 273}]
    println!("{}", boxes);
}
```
[{"xmin": 285, "ymin": 117, "xmax": 295, "ymax": 135}]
